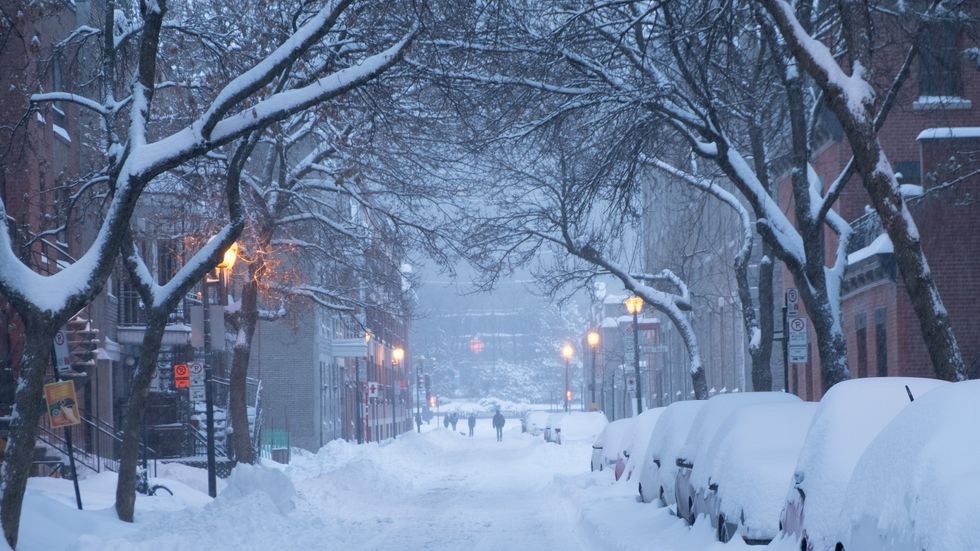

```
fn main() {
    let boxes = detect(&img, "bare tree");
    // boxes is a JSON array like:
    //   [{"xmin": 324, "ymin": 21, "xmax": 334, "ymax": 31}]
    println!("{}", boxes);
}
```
[
  {"xmin": 759, "ymin": 0, "xmax": 966, "ymax": 381},
  {"xmin": 0, "ymin": 0, "xmax": 417, "ymax": 544}
]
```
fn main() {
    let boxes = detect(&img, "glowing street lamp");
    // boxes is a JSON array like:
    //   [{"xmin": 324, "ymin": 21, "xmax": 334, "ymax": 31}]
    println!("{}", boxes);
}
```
[
  {"xmin": 624, "ymin": 295, "xmax": 644, "ymax": 415},
  {"xmin": 392, "ymin": 347, "xmax": 405, "ymax": 365},
  {"xmin": 561, "ymin": 343, "xmax": 574, "ymax": 412},
  {"xmin": 587, "ymin": 331, "xmax": 600, "ymax": 410},
  {"xmin": 204, "ymin": 240, "xmax": 238, "ymax": 497}
]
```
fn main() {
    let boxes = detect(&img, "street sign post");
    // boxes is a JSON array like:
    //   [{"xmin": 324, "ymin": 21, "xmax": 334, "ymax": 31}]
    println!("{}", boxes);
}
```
[
  {"xmin": 626, "ymin": 375, "xmax": 637, "ymax": 392},
  {"xmin": 44, "ymin": 375, "xmax": 83, "ymax": 511},
  {"xmin": 173, "ymin": 363, "xmax": 190, "ymax": 389},
  {"xmin": 368, "ymin": 381, "xmax": 379, "ymax": 398},
  {"xmin": 53, "ymin": 329, "xmax": 71, "ymax": 375},
  {"xmin": 786, "ymin": 288, "xmax": 799, "ymax": 318},
  {"xmin": 788, "ymin": 316, "xmax": 809, "ymax": 364},
  {"xmin": 189, "ymin": 361, "xmax": 206, "ymax": 402}
]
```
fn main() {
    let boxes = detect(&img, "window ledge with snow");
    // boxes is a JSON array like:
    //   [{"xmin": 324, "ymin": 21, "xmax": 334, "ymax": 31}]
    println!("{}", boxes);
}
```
[
  {"xmin": 912, "ymin": 96, "xmax": 972, "ymax": 111},
  {"xmin": 52, "ymin": 124, "xmax": 71, "ymax": 144},
  {"xmin": 916, "ymin": 127, "xmax": 980, "ymax": 141}
]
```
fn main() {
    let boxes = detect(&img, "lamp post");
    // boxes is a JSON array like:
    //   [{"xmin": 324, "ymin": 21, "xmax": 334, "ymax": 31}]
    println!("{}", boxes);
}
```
[
  {"xmin": 392, "ymin": 347, "xmax": 404, "ymax": 439},
  {"xmin": 202, "ymin": 241, "xmax": 237, "ymax": 498},
  {"xmin": 587, "ymin": 331, "xmax": 599, "ymax": 411},
  {"xmin": 624, "ymin": 295, "xmax": 644, "ymax": 415},
  {"xmin": 415, "ymin": 357, "xmax": 423, "ymax": 432},
  {"xmin": 561, "ymin": 343, "xmax": 574, "ymax": 412}
]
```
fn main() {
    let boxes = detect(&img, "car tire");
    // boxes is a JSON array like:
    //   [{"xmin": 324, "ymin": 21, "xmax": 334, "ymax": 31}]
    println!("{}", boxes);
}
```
[
  {"xmin": 687, "ymin": 497, "xmax": 695, "ymax": 524},
  {"xmin": 659, "ymin": 486, "xmax": 665, "ymax": 506},
  {"xmin": 717, "ymin": 515, "xmax": 732, "ymax": 543},
  {"xmin": 834, "ymin": 544, "xmax": 845, "ymax": 551},
  {"xmin": 800, "ymin": 537, "xmax": 808, "ymax": 551}
]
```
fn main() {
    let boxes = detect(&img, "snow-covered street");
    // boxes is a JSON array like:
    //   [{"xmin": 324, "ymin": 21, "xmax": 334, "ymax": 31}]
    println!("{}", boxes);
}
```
[{"xmin": 20, "ymin": 420, "xmax": 749, "ymax": 551}]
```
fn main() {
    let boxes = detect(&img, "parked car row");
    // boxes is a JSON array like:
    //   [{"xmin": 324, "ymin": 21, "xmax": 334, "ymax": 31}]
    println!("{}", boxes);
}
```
[{"xmin": 588, "ymin": 377, "xmax": 975, "ymax": 550}]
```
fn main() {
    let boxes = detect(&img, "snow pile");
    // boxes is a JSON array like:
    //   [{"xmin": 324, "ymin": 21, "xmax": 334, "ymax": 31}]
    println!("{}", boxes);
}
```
[
  {"xmin": 593, "ymin": 417, "xmax": 636, "ymax": 464},
  {"xmin": 706, "ymin": 402, "xmax": 817, "ymax": 539},
  {"xmin": 220, "ymin": 463, "xmax": 295, "ymax": 514},
  {"xmin": 842, "ymin": 380, "xmax": 980, "ymax": 550},
  {"xmin": 621, "ymin": 407, "xmax": 665, "ymax": 481},
  {"xmin": 846, "ymin": 232, "xmax": 893, "ymax": 265},
  {"xmin": 789, "ymin": 377, "xmax": 948, "ymax": 551},
  {"xmin": 638, "ymin": 400, "xmax": 704, "ymax": 504}
]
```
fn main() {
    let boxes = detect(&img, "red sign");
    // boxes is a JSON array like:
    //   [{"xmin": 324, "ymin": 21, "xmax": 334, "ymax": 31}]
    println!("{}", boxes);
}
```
[
  {"xmin": 399, "ymin": 380, "xmax": 407, "ymax": 391},
  {"xmin": 174, "ymin": 363, "xmax": 190, "ymax": 388}
]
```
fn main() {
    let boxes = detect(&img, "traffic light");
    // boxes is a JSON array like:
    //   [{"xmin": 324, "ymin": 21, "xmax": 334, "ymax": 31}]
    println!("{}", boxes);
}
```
[
  {"xmin": 566, "ymin": 390, "xmax": 573, "ymax": 402},
  {"xmin": 66, "ymin": 318, "xmax": 99, "ymax": 373},
  {"xmin": 428, "ymin": 396, "xmax": 436, "ymax": 408}
]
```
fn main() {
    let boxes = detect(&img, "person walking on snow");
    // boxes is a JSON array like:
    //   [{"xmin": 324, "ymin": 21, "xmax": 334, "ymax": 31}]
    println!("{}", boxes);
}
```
[
  {"xmin": 492, "ymin": 410, "xmax": 505, "ymax": 442},
  {"xmin": 443, "ymin": 414, "xmax": 450, "ymax": 429},
  {"xmin": 467, "ymin": 413, "xmax": 476, "ymax": 437},
  {"xmin": 450, "ymin": 413, "xmax": 459, "ymax": 432}
]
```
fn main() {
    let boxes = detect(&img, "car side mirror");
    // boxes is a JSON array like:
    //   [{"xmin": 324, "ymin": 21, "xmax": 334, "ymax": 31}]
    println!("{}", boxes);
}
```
[{"xmin": 794, "ymin": 471, "xmax": 805, "ymax": 485}]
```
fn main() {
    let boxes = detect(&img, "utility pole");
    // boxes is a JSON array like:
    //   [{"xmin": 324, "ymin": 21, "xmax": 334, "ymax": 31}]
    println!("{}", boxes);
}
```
[{"xmin": 354, "ymin": 358, "xmax": 363, "ymax": 444}]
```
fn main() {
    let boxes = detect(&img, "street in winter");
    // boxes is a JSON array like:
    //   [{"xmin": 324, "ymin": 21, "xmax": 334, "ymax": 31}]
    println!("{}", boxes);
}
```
[{"xmin": 2, "ymin": 1, "xmax": 980, "ymax": 550}]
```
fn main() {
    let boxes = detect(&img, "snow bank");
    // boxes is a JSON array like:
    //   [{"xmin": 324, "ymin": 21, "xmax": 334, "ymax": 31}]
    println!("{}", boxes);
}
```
[
  {"xmin": 638, "ymin": 400, "xmax": 704, "ymax": 504},
  {"xmin": 846, "ymin": 233, "xmax": 893, "ymax": 265},
  {"xmin": 842, "ymin": 380, "xmax": 980, "ymax": 550},
  {"xmin": 707, "ymin": 402, "xmax": 817, "ymax": 539},
  {"xmin": 621, "ymin": 407, "xmax": 665, "ymax": 481},
  {"xmin": 790, "ymin": 377, "xmax": 948, "ymax": 551},
  {"xmin": 221, "ymin": 463, "xmax": 295, "ymax": 514}
]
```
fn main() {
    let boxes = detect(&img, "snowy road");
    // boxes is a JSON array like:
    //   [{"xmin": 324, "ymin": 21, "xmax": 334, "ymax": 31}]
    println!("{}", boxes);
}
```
[{"xmin": 21, "ymin": 420, "xmax": 752, "ymax": 551}]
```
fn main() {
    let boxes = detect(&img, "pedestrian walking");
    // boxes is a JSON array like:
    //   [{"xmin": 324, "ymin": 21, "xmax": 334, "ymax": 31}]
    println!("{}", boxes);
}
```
[
  {"xmin": 492, "ymin": 410, "xmax": 505, "ymax": 442},
  {"xmin": 443, "ymin": 414, "xmax": 450, "ymax": 429},
  {"xmin": 450, "ymin": 412, "xmax": 459, "ymax": 432},
  {"xmin": 467, "ymin": 413, "xmax": 476, "ymax": 437},
  {"xmin": 415, "ymin": 412, "xmax": 422, "ymax": 432}
]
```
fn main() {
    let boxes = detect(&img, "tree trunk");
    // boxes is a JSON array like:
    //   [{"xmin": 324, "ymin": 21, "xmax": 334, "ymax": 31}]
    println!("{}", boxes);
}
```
[
  {"xmin": 115, "ymin": 315, "xmax": 167, "ymax": 522},
  {"xmin": 797, "ymin": 278, "xmax": 850, "ymax": 390},
  {"xmin": 660, "ymin": 307, "xmax": 708, "ymax": 400},
  {"xmin": 753, "ymin": 248, "xmax": 775, "ymax": 391},
  {"xmin": 1, "ymin": 319, "xmax": 56, "ymax": 549},
  {"xmin": 229, "ymin": 276, "xmax": 259, "ymax": 464}
]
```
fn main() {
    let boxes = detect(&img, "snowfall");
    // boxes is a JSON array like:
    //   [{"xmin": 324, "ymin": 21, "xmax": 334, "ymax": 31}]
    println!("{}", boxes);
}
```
[{"xmin": 19, "ymin": 418, "xmax": 758, "ymax": 551}]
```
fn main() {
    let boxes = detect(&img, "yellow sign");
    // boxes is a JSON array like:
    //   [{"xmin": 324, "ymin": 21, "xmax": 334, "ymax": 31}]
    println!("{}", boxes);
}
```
[{"xmin": 44, "ymin": 380, "xmax": 81, "ymax": 428}]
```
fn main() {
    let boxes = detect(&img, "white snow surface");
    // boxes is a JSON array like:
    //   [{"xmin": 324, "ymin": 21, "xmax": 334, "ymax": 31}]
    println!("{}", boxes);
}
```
[
  {"xmin": 841, "ymin": 380, "xmax": 980, "ymax": 551},
  {"xmin": 18, "ymin": 420, "xmax": 757, "ymax": 551},
  {"xmin": 638, "ymin": 400, "xmax": 704, "ymax": 504},
  {"xmin": 704, "ymin": 402, "xmax": 818, "ymax": 540},
  {"xmin": 916, "ymin": 126, "xmax": 980, "ymax": 140},
  {"xmin": 788, "ymin": 377, "xmax": 948, "ymax": 551}
]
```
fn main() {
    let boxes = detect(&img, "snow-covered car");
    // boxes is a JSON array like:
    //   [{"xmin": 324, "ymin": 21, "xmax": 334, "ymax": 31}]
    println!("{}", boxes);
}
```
[
  {"xmin": 778, "ymin": 377, "xmax": 948, "ymax": 551},
  {"xmin": 619, "ymin": 407, "xmax": 664, "ymax": 483},
  {"xmin": 556, "ymin": 411, "xmax": 607, "ymax": 445},
  {"xmin": 675, "ymin": 392, "xmax": 801, "ymax": 525},
  {"xmin": 698, "ymin": 401, "xmax": 817, "ymax": 544},
  {"xmin": 638, "ymin": 400, "xmax": 704, "ymax": 506},
  {"xmin": 590, "ymin": 417, "xmax": 636, "ymax": 473},
  {"xmin": 526, "ymin": 411, "xmax": 550, "ymax": 437},
  {"xmin": 835, "ymin": 380, "xmax": 980, "ymax": 551}
]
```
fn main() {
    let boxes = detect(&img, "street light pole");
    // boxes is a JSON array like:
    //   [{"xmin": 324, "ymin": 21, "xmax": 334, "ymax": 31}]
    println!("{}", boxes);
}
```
[
  {"xmin": 587, "ymin": 331, "xmax": 599, "ymax": 411},
  {"xmin": 625, "ymin": 296, "xmax": 644, "ymax": 415},
  {"xmin": 415, "ymin": 359, "xmax": 422, "ymax": 433},
  {"xmin": 561, "ymin": 343, "xmax": 573, "ymax": 413}
]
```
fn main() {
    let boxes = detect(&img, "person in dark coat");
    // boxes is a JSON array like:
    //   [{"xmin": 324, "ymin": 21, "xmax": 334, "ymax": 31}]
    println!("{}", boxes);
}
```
[
  {"xmin": 492, "ymin": 410, "xmax": 506, "ymax": 442},
  {"xmin": 467, "ymin": 413, "xmax": 477, "ymax": 437},
  {"xmin": 443, "ymin": 413, "xmax": 450, "ymax": 429},
  {"xmin": 450, "ymin": 412, "xmax": 459, "ymax": 431}
]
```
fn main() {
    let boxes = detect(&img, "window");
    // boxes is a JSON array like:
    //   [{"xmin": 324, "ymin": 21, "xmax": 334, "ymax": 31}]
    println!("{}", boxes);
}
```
[
  {"xmin": 856, "ymin": 313, "xmax": 868, "ymax": 378},
  {"xmin": 919, "ymin": 23, "xmax": 962, "ymax": 97},
  {"xmin": 875, "ymin": 309, "xmax": 888, "ymax": 377}
]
